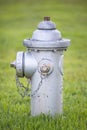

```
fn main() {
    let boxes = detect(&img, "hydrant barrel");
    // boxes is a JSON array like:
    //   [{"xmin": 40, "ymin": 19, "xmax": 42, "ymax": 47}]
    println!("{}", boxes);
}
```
[{"xmin": 11, "ymin": 17, "xmax": 70, "ymax": 116}]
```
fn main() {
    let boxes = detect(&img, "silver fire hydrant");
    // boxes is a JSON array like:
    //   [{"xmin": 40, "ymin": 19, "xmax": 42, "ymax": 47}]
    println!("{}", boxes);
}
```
[{"xmin": 11, "ymin": 17, "xmax": 70, "ymax": 116}]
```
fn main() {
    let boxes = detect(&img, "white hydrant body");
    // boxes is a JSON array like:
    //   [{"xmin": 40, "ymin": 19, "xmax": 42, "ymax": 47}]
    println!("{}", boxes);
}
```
[{"xmin": 11, "ymin": 17, "xmax": 70, "ymax": 116}]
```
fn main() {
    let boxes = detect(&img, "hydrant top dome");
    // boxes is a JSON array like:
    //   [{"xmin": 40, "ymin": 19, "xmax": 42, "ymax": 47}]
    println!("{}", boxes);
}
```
[
  {"xmin": 31, "ymin": 17, "xmax": 62, "ymax": 41},
  {"xmin": 37, "ymin": 17, "xmax": 56, "ymax": 30}
]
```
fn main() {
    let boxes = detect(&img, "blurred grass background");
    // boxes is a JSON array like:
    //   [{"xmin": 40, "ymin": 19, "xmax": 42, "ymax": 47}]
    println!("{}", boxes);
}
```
[{"xmin": 0, "ymin": 0, "xmax": 87, "ymax": 129}]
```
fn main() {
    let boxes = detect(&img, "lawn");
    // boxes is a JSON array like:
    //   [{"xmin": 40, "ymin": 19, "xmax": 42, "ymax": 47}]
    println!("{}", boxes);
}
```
[{"xmin": 0, "ymin": 0, "xmax": 87, "ymax": 130}]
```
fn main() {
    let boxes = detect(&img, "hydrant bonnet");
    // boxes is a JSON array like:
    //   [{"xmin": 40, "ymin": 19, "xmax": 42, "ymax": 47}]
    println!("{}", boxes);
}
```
[
  {"xmin": 32, "ymin": 17, "xmax": 61, "ymax": 41},
  {"xmin": 23, "ymin": 17, "xmax": 70, "ymax": 50}
]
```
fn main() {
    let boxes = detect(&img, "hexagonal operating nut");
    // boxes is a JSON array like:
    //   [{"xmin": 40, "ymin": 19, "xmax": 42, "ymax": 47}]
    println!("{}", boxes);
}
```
[{"xmin": 10, "ymin": 61, "xmax": 16, "ymax": 68}]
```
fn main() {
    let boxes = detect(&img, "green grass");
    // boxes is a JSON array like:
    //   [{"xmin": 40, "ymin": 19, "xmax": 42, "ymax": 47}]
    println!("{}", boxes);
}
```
[{"xmin": 0, "ymin": 0, "xmax": 87, "ymax": 129}]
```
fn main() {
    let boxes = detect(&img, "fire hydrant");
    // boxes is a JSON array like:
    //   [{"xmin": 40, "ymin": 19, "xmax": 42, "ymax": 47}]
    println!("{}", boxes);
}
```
[{"xmin": 10, "ymin": 17, "xmax": 70, "ymax": 116}]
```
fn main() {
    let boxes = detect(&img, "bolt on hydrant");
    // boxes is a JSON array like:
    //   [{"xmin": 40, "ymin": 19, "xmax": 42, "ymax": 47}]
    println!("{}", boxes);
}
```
[{"xmin": 10, "ymin": 17, "xmax": 70, "ymax": 116}]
